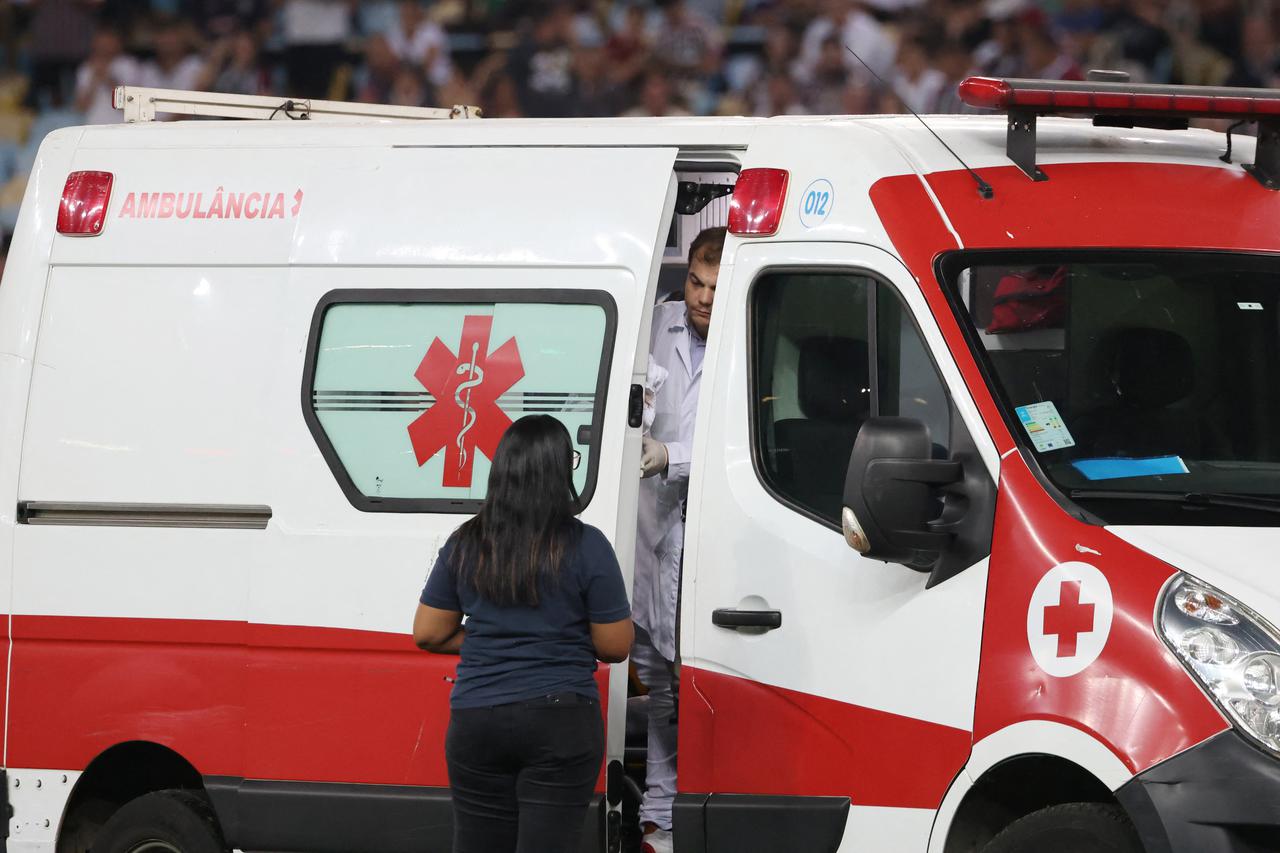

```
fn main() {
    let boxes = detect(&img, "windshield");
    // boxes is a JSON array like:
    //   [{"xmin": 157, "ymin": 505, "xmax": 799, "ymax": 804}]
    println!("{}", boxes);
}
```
[{"xmin": 941, "ymin": 251, "xmax": 1280, "ymax": 526}]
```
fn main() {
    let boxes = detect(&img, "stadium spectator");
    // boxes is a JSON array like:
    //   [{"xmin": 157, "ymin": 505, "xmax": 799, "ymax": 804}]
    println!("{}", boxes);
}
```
[
  {"xmin": 74, "ymin": 25, "xmax": 140, "ymax": 124},
  {"xmin": 26, "ymin": 0, "xmax": 99, "ymax": 108},
  {"xmin": 352, "ymin": 33, "xmax": 402, "ymax": 104},
  {"xmin": 893, "ymin": 35, "xmax": 947, "ymax": 112},
  {"xmin": 185, "ymin": 0, "xmax": 269, "ymax": 40},
  {"xmin": 138, "ymin": 22, "xmax": 205, "ymax": 93},
  {"xmin": 387, "ymin": 1, "xmax": 454, "ymax": 88},
  {"xmin": 389, "ymin": 65, "xmax": 429, "ymax": 107},
  {"xmin": 574, "ymin": 35, "xmax": 628, "ymax": 117},
  {"xmin": 197, "ymin": 29, "xmax": 268, "ymax": 96},
  {"xmin": 803, "ymin": 34, "xmax": 852, "ymax": 114},
  {"xmin": 797, "ymin": 0, "xmax": 896, "ymax": 84},
  {"xmin": 506, "ymin": 3, "xmax": 577, "ymax": 118},
  {"xmin": 624, "ymin": 70, "xmax": 691, "ymax": 116},
  {"xmin": 1225, "ymin": 14, "xmax": 1280, "ymax": 88},
  {"xmin": 1020, "ymin": 15, "xmax": 1084, "ymax": 80},
  {"xmin": 651, "ymin": 0, "xmax": 724, "ymax": 83},
  {"xmin": 754, "ymin": 72, "xmax": 809, "ymax": 115},
  {"xmin": 280, "ymin": 0, "xmax": 354, "ymax": 99},
  {"xmin": 604, "ymin": 3, "xmax": 651, "ymax": 90}
]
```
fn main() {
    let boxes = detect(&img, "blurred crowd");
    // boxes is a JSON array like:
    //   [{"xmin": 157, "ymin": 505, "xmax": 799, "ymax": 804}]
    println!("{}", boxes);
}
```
[{"xmin": 0, "ymin": 0, "xmax": 1270, "ymax": 242}]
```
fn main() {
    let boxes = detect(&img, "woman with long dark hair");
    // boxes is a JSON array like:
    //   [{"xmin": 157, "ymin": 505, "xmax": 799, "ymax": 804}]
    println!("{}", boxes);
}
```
[{"xmin": 414, "ymin": 414, "xmax": 633, "ymax": 853}]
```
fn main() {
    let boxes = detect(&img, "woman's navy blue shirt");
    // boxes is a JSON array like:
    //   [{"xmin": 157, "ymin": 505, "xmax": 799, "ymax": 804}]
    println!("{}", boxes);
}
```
[{"xmin": 420, "ymin": 521, "xmax": 631, "ymax": 709}]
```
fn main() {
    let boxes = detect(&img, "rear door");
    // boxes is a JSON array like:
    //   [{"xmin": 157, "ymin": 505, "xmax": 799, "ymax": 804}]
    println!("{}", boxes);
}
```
[
  {"xmin": 678, "ymin": 242, "xmax": 998, "ymax": 853},
  {"xmin": 235, "ymin": 147, "xmax": 678, "ymax": 853}
]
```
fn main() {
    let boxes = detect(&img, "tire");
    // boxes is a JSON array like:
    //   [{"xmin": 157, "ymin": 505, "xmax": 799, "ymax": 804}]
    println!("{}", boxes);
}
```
[
  {"xmin": 983, "ymin": 803, "xmax": 1142, "ymax": 853},
  {"xmin": 91, "ymin": 790, "xmax": 227, "ymax": 853}
]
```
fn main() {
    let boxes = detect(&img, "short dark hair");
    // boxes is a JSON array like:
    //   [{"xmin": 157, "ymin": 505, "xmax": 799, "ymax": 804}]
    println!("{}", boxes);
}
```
[{"xmin": 688, "ymin": 226, "xmax": 726, "ymax": 267}]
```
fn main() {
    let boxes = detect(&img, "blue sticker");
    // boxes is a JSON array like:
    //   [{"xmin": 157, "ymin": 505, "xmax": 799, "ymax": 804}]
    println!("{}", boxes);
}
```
[
  {"xmin": 1071, "ymin": 456, "xmax": 1190, "ymax": 481},
  {"xmin": 798, "ymin": 179, "xmax": 834, "ymax": 228}
]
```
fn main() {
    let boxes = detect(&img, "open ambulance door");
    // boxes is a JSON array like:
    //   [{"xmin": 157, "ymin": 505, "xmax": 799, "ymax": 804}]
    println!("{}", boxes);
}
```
[{"xmin": 228, "ymin": 145, "xmax": 681, "ymax": 853}]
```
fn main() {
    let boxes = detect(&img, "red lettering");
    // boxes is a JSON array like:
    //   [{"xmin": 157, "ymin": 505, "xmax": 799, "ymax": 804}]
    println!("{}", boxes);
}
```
[
  {"xmin": 176, "ymin": 193, "xmax": 193, "ymax": 219},
  {"xmin": 267, "ymin": 193, "xmax": 284, "ymax": 219},
  {"xmin": 158, "ymin": 192, "xmax": 175, "ymax": 218},
  {"xmin": 245, "ymin": 192, "xmax": 262, "ymax": 219},
  {"xmin": 225, "ymin": 193, "xmax": 244, "ymax": 219},
  {"xmin": 119, "ymin": 193, "xmax": 136, "ymax": 218},
  {"xmin": 138, "ymin": 193, "xmax": 159, "ymax": 218}
]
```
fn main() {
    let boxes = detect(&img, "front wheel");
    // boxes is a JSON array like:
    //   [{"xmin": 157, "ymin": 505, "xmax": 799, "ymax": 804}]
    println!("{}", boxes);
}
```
[
  {"xmin": 92, "ymin": 789, "xmax": 228, "ymax": 853},
  {"xmin": 983, "ymin": 803, "xmax": 1142, "ymax": 853}
]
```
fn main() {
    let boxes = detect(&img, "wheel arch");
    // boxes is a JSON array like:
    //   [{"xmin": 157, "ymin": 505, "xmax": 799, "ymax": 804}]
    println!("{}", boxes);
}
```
[
  {"xmin": 932, "ymin": 721, "xmax": 1138, "ymax": 853},
  {"xmin": 55, "ymin": 741, "xmax": 207, "ymax": 853}
]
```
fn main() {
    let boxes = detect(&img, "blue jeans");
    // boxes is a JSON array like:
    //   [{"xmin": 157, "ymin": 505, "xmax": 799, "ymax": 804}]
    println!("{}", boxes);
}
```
[{"xmin": 445, "ymin": 693, "xmax": 604, "ymax": 853}]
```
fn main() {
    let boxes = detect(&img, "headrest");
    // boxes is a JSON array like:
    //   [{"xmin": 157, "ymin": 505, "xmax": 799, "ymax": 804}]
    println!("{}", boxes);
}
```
[
  {"xmin": 1105, "ymin": 327, "xmax": 1194, "ymax": 408},
  {"xmin": 797, "ymin": 337, "xmax": 871, "ymax": 422}
]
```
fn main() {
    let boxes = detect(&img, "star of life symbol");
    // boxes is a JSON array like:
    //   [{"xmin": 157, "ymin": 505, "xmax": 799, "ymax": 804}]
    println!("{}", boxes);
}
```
[
  {"xmin": 1026, "ymin": 562, "xmax": 1114, "ymax": 678},
  {"xmin": 407, "ymin": 315, "xmax": 524, "ymax": 488}
]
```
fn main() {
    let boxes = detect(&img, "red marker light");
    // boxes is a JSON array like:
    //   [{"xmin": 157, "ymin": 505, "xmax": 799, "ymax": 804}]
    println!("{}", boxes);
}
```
[
  {"xmin": 57, "ymin": 171, "xmax": 113, "ymax": 236},
  {"xmin": 958, "ymin": 77, "xmax": 1013, "ymax": 110},
  {"xmin": 728, "ymin": 168, "xmax": 789, "ymax": 237}
]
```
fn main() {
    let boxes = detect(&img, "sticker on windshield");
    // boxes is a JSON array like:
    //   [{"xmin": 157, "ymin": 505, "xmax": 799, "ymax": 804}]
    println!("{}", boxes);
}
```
[
  {"xmin": 1071, "ymin": 456, "xmax": 1189, "ymax": 481},
  {"xmin": 1015, "ymin": 401, "xmax": 1076, "ymax": 452}
]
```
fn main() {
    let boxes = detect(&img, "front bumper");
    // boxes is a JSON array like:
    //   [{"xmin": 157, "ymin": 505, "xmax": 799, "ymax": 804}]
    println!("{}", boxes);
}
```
[{"xmin": 1116, "ymin": 730, "xmax": 1280, "ymax": 853}]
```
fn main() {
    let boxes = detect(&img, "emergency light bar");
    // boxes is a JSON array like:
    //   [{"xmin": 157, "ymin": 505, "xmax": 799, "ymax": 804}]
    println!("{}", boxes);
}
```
[{"xmin": 958, "ymin": 75, "xmax": 1280, "ymax": 188}]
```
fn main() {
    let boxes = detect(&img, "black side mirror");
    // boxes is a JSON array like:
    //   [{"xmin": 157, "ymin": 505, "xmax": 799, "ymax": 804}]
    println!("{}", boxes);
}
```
[
  {"xmin": 842, "ymin": 417, "xmax": 959, "ymax": 565},
  {"xmin": 842, "ymin": 416, "xmax": 995, "ymax": 585}
]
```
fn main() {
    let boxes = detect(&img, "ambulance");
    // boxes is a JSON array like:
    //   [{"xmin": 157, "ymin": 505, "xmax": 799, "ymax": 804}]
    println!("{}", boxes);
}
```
[{"xmin": 0, "ymin": 76, "xmax": 1278, "ymax": 853}]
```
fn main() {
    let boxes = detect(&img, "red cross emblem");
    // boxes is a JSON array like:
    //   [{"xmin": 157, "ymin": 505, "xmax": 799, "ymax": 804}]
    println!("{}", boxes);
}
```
[
  {"xmin": 407, "ymin": 315, "xmax": 524, "ymax": 488},
  {"xmin": 1042, "ymin": 580, "xmax": 1096, "ymax": 658}
]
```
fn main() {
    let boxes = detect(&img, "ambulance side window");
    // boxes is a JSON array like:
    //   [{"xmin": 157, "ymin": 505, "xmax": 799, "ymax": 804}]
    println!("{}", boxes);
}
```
[
  {"xmin": 752, "ymin": 272, "xmax": 874, "ymax": 524},
  {"xmin": 751, "ymin": 272, "xmax": 951, "ymax": 527},
  {"xmin": 877, "ymin": 283, "xmax": 952, "ymax": 457},
  {"xmin": 303, "ymin": 290, "xmax": 616, "ymax": 513}
]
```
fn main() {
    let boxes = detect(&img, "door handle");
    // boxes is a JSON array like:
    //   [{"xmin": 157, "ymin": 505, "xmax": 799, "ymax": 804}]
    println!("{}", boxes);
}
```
[{"xmin": 712, "ymin": 608, "xmax": 782, "ymax": 630}]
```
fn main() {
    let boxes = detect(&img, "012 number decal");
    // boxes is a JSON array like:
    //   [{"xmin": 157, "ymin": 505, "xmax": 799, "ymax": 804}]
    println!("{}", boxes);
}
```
[{"xmin": 798, "ymin": 179, "xmax": 834, "ymax": 228}]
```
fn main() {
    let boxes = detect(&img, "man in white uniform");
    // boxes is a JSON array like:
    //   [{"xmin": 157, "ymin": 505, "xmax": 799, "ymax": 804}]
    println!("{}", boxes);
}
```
[{"xmin": 633, "ymin": 226, "xmax": 724, "ymax": 853}]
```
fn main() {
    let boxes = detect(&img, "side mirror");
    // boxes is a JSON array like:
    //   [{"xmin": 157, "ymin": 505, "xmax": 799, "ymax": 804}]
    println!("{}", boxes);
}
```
[{"xmin": 842, "ymin": 417, "xmax": 960, "ymax": 568}]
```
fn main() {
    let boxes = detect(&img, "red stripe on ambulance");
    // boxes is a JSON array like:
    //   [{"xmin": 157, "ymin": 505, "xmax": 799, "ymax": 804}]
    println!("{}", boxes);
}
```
[
  {"xmin": 679, "ymin": 667, "xmax": 971, "ymax": 809},
  {"xmin": 8, "ymin": 615, "xmax": 607, "ymax": 789}
]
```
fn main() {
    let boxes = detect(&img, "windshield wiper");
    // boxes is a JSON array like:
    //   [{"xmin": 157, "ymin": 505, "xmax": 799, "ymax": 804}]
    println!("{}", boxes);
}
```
[{"xmin": 1069, "ymin": 489, "xmax": 1280, "ymax": 513}]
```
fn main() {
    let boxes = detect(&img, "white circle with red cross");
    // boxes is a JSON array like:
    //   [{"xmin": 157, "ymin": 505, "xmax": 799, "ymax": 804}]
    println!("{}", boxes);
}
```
[{"xmin": 1026, "ymin": 562, "xmax": 1114, "ymax": 678}]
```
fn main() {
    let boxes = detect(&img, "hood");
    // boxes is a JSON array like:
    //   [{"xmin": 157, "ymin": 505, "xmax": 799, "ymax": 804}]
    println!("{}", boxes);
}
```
[{"xmin": 1108, "ymin": 525, "xmax": 1280, "ymax": 625}]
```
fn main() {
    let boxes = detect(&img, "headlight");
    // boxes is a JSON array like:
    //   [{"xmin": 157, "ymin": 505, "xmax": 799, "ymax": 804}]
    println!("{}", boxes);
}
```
[{"xmin": 1161, "ymin": 574, "xmax": 1280, "ymax": 755}]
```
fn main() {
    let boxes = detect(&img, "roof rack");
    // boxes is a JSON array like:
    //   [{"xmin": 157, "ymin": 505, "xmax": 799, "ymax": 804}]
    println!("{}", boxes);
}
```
[{"xmin": 113, "ymin": 85, "xmax": 481, "ymax": 124}]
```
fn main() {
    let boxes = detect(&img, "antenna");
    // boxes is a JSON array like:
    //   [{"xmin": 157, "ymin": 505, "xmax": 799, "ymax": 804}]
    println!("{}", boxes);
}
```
[{"xmin": 845, "ymin": 46, "xmax": 994, "ymax": 200}]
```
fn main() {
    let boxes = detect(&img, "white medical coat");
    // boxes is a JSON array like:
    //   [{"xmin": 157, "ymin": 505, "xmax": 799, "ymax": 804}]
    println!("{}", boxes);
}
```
[{"xmin": 634, "ymin": 300, "xmax": 703, "ymax": 662}]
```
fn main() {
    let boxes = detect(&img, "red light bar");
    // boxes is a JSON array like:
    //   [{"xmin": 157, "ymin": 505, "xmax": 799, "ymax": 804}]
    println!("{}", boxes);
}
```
[
  {"xmin": 57, "ymin": 171, "xmax": 113, "ymax": 236},
  {"xmin": 959, "ymin": 76, "xmax": 1280, "ymax": 119},
  {"xmin": 728, "ymin": 168, "xmax": 789, "ymax": 237}
]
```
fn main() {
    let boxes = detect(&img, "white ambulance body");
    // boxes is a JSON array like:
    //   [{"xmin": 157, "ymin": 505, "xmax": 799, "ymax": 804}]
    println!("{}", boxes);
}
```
[{"xmin": 1, "ymin": 81, "xmax": 1279, "ymax": 853}]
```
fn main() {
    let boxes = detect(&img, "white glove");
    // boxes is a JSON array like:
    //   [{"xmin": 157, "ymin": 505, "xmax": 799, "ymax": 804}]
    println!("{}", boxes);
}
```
[
  {"xmin": 640, "ymin": 436, "xmax": 669, "ymax": 479},
  {"xmin": 642, "ymin": 362, "xmax": 668, "ymax": 434}
]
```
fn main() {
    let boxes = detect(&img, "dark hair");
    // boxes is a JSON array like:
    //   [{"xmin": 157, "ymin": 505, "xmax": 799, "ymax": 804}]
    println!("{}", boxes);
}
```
[
  {"xmin": 689, "ymin": 226, "xmax": 726, "ymax": 267},
  {"xmin": 448, "ymin": 415, "xmax": 582, "ymax": 606}
]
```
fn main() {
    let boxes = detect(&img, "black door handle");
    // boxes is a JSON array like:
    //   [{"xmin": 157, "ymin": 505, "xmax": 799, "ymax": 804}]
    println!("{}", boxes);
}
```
[{"xmin": 712, "ymin": 608, "xmax": 782, "ymax": 630}]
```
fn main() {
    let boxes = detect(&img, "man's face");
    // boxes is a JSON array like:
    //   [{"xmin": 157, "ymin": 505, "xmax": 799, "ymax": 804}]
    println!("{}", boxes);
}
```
[{"xmin": 684, "ymin": 256, "xmax": 718, "ymax": 339}]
